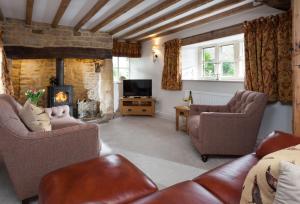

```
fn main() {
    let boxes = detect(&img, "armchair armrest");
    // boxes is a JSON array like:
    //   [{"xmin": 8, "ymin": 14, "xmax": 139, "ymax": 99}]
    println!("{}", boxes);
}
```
[
  {"xmin": 190, "ymin": 104, "xmax": 228, "ymax": 116},
  {"xmin": 4, "ymin": 124, "xmax": 100, "ymax": 199},
  {"xmin": 255, "ymin": 131, "xmax": 300, "ymax": 158},
  {"xmin": 198, "ymin": 112, "xmax": 250, "ymax": 155}
]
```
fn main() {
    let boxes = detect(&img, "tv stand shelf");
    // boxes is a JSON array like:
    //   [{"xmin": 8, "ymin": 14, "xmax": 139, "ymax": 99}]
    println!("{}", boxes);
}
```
[{"xmin": 120, "ymin": 97, "xmax": 155, "ymax": 116}]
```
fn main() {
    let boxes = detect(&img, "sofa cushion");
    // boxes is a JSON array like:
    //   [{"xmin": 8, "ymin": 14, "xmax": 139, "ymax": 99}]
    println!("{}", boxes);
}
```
[
  {"xmin": 256, "ymin": 131, "xmax": 300, "ymax": 159},
  {"xmin": 241, "ymin": 145, "xmax": 300, "ymax": 204},
  {"xmin": 0, "ymin": 96, "xmax": 29, "ymax": 136},
  {"xmin": 131, "ymin": 181, "xmax": 223, "ymax": 204},
  {"xmin": 19, "ymin": 101, "xmax": 51, "ymax": 132},
  {"xmin": 193, "ymin": 153, "xmax": 258, "ymax": 204},
  {"xmin": 45, "ymin": 105, "xmax": 70, "ymax": 119},
  {"xmin": 39, "ymin": 155, "xmax": 157, "ymax": 204},
  {"xmin": 274, "ymin": 161, "xmax": 300, "ymax": 204}
]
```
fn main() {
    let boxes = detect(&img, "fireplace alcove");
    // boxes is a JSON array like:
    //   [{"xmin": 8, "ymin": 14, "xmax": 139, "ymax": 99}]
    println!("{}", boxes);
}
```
[{"xmin": 6, "ymin": 46, "xmax": 114, "ymax": 118}]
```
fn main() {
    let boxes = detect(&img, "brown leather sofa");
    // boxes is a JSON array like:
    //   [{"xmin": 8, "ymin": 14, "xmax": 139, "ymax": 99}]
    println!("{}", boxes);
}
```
[
  {"xmin": 39, "ymin": 131, "xmax": 300, "ymax": 204},
  {"xmin": 188, "ymin": 90, "xmax": 267, "ymax": 162}
]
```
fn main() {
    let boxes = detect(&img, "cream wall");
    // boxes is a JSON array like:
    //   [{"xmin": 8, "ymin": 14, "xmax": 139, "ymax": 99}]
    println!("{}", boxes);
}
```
[{"xmin": 129, "ymin": 5, "xmax": 292, "ymax": 143}]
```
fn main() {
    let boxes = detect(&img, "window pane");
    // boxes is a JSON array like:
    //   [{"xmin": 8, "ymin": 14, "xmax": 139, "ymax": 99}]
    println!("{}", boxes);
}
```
[
  {"xmin": 203, "ymin": 47, "xmax": 215, "ymax": 77},
  {"xmin": 203, "ymin": 63, "xmax": 215, "ymax": 76},
  {"xmin": 119, "ymin": 68, "xmax": 129, "ymax": 79},
  {"xmin": 220, "ymin": 44, "xmax": 234, "ymax": 61},
  {"xmin": 113, "ymin": 68, "xmax": 119, "ymax": 82},
  {"xmin": 222, "ymin": 62, "xmax": 235, "ymax": 76},
  {"xmin": 113, "ymin": 57, "xmax": 118, "ymax": 68},
  {"xmin": 119, "ymin": 57, "xmax": 129, "ymax": 68},
  {"xmin": 203, "ymin": 47, "xmax": 215, "ymax": 62}
]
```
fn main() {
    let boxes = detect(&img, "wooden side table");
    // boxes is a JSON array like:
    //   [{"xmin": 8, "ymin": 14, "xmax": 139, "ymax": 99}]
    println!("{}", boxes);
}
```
[{"xmin": 174, "ymin": 106, "xmax": 190, "ymax": 133}]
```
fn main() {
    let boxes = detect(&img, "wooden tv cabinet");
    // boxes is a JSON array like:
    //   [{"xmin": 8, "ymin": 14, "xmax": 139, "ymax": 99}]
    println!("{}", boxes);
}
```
[{"xmin": 120, "ymin": 97, "xmax": 155, "ymax": 116}]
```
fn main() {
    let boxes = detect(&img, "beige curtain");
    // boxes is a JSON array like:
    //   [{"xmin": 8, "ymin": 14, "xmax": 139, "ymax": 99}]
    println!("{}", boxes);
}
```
[
  {"xmin": 244, "ymin": 12, "xmax": 292, "ymax": 103},
  {"xmin": 113, "ymin": 40, "xmax": 141, "ymax": 58},
  {"xmin": 161, "ymin": 39, "xmax": 182, "ymax": 90},
  {"xmin": 0, "ymin": 32, "xmax": 14, "ymax": 96}
]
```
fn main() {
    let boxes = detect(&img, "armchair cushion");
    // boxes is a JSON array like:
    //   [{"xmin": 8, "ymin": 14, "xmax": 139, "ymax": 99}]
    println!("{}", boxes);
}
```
[
  {"xmin": 45, "ymin": 105, "xmax": 70, "ymax": 119},
  {"xmin": 256, "ymin": 131, "xmax": 300, "ymax": 159},
  {"xmin": 189, "ymin": 104, "xmax": 228, "ymax": 116},
  {"xmin": 19, "ymin": 101, "xmax": 51, "ymax": 132}
]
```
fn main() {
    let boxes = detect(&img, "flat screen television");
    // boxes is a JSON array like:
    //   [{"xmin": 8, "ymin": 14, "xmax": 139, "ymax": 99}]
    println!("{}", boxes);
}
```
[{"xmin": 123, "ymin": 79, "xmax": 152, "ymax": 97}]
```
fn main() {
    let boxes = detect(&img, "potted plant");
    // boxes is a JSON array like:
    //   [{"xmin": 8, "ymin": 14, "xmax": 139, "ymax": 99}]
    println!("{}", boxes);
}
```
[{"xmin": 25, "ymin": 88, "xmax": 46, "ymax": 105}]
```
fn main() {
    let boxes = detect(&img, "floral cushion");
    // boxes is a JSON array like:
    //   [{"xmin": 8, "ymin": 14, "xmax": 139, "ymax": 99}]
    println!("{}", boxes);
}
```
[
  {"xmin": 240, "ymin": 144, "xmax": 300, "ymax": 204},
  {"xmin": 19, "ymin": 100, "xmax": 51, "ymax": 132}
]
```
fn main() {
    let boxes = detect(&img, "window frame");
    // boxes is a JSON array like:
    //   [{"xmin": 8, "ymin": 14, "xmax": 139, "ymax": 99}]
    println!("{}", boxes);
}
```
[
  {"xmin": 197, "ymin": 39, "xmax": 244, "ymax": 81},
  {"xmin": 182, "ymin": 34, "xmax": 245, "ymax": 83}
]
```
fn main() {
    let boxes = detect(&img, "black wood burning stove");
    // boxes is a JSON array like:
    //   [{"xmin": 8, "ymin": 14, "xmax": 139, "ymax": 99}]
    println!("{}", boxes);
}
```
[{"xmin": 48, "ymin": 58, "xmax": 73, "ymax": 115}]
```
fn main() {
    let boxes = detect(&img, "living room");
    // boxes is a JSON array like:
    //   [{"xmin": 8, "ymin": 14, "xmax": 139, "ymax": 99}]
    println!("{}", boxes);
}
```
[{"xmin": 0, "ymin": 0, "xmax": 299, "ymax": 204}]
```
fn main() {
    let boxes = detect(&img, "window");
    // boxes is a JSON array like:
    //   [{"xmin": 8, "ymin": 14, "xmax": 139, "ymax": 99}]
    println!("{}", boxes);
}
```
[
  {"xmin": 113, "ymin": 57, "xmax": 130, "ymax": 82},
  {"xmin": 182, "ymin": 34, "xmax": 245, "ymax": 81}
]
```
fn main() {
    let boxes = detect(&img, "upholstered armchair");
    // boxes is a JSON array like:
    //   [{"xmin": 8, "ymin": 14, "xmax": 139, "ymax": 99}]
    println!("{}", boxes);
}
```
[
  {"xmin": 188, "ymin": 90, "xmax": 267, "ymax": 162},
  {"xmin": 0, "ymin": 94, "xmax": 100, "ymax": 201}
]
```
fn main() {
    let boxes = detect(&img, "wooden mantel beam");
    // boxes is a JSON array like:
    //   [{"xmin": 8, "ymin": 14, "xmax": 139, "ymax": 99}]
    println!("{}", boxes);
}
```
[
  {"xmin": 52, "ymin": 0, "xmax": 71, "ymax": 28},
  {"xmin": 4, "ymin": 46, "xmax": 112, "ymax": 59},
  {"xmin": 26, "ymin": 0, "xmax": 34, "ymax": 25},
  {"xmin": 74, "ymin": 0, "xmax": 109, "ymax": 32},
  {"xmin": 129, "ymin": 0, "xmax": 241, "ymax": 41},
  {"xmin": 139, "ymin": 2, "xmax": 259, "ymax": 42},
  {"xmin": 90, "ymin": 0, "xmax": 144, "ymax": 32},
  {"xmin": 118, "ymin": 0, "xmax": 212, "ymax": 39},
  {"xmin": 109, "ymin": 0, "xmax": 180, "ymax": 35}
]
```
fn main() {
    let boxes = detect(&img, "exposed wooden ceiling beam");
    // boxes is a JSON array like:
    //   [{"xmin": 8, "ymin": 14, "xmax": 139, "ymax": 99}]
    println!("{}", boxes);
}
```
[
  {"xmin": 139, "ymin": 2, "xmax": 259, "ymax": 42},
  {"xmin": 117, "ymin": 0, "xmax": 212, "ymax": 39},
  {"xmin": 109, "ymin": 0, "xmax": 181, "ymax": 35},
  {"xmin": 74, "ymin": 0, "xmax": 109, "ymax": 32},
  {"xmin": 90, "ymin": 0, "xmax": 144, "ymax": 32},
  {"xmin": 26, "ymin": 0, "xmax": 34, "ymax": 25},
  {"xmin": 129, "ymin": 0, "xmax": 241, "ymax": 41},
  {"xmin": 52, "ymin": 0, "xmax": 71, "ymax": 28}
]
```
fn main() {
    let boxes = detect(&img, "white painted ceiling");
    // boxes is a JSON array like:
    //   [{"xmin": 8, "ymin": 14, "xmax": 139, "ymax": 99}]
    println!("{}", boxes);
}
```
[{"xmin": 0, "ymin": 0, "xmax": 281, "ymax": 40}]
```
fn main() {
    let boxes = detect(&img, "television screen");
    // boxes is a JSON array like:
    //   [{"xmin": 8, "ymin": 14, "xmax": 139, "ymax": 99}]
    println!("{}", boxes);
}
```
[{"xmin": 123, "ymin": 79, "xmax": 152, "ymax": 97}]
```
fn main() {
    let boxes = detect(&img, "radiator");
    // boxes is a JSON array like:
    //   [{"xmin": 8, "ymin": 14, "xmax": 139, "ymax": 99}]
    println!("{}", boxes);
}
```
[{"xmin": 184, "ymin": 90, "xmax": 233, "ymax": 105}]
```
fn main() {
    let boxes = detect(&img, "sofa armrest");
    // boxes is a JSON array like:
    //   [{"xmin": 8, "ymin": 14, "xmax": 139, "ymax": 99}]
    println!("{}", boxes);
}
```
[
  {"xmin": 199, "ymin": 112, "xmax": 247, "ymax": 141},
  {"xmin": 3, "ymin": 124, "xmax": 100, "ymax": 198},
  {"xmin": 255, "ymin": 131, "xmax": 300, "ymax": 158},
  {"xmin": 198, "ymin": 112, "xmax": 251, "ymax": 155},
  {"xmin": 45, "ymin": 105, "xmax": 70, "ymax": 119},
  {"xmin": 190, "ymin": 104, "xmax": 228, "ymax": 116}
]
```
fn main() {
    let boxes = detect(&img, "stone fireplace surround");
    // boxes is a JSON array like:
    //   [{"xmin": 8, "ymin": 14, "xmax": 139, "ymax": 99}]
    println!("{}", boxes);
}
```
[
  {"xmin": 1, "ymin": 19, "xmax": 114, "ymax": 117},
  {"xmin": 10, "ymin": 58, "xmax": 114, "ymax": 117}
]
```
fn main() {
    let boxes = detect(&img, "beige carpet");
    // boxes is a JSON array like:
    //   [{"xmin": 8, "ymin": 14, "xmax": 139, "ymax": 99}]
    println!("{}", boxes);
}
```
[
  {"xmin": 100, "ymin": 116, "xmax": 234, "ymax": 189},
  {"xmin": 0, "ymin": 116, "xmax": 233, "ymax": 203}
]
